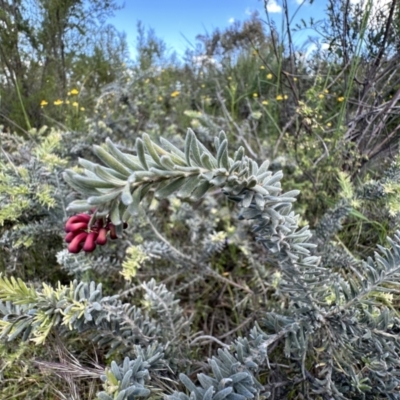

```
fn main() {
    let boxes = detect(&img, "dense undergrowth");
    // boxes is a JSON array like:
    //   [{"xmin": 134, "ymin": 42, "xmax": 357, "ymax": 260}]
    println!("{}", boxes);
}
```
[{"xmin": 2, "ymin": 0, "xmax": 400, "ymax": 398}]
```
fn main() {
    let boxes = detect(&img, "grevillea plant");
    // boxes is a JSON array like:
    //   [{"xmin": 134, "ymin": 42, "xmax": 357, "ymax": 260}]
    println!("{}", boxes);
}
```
[
  {"xmin": 64, "ymin": 212, "xmax": 127, "ymax": 253},
  {"xmin": 2, "ymin": 129, "xmax": 400, "ymax": 398}
]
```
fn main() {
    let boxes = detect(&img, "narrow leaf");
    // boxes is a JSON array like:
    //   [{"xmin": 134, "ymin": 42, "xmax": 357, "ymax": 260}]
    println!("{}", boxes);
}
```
[
  {"xmin": 136, "ymin": 138, "xmax": 148, "ymax": 170},
  {"xmin": 155, "ymin": 177, "xmax": 186, "ymax": 198},
  {"xmin": 93, "ymin": 145, "xmax": 131, "ymax": 177}
]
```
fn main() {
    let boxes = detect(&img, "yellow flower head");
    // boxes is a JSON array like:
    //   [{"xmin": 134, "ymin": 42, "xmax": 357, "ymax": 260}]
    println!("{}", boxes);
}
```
[
  {"xmin": 170, "ymin": 91, "xmax": 180, "ymax": 98},
  {"xmin": 40, "ymin": 100, "xmax": 48, "ymax": 107},
  {"xmin": 262, "ymin": 100, "xmax": 268, "ymax": 105},
  {"xmin": 72, "ymin": 101, "xmax": 79, "ymax": 107},
  {"xmin": 158, "ymin": 96, "xmax": 163, "ymax": 101},
  {"xmin": 227, "ymin": 76, "xmax": 232, "ymax": 80},
  {"xmin": 293, "ymin": 77, "xmax": 298, "ymax": 82},
  {"xmin": 284, "ymin": 94, "xmax": 288, "ymax": 100},
  {"xmin": 267, "ymin": 73, "xmax": 273, "ymax": 80},
  {"xmin": 276, "ymin": 95, "xmax": 283, "ymax": 101},
  {"xmin": 337, "ymin": 96, "xmax": 345, "ymax": 102},
  {"xmin": 253, "ymin": 93, "xmax": 258, "ymax": 98},
  {"xmin": 53, "ymin": 99, "xmax": 63, "ymax": 106},
  {"xmin": 80, "ymin": 107, "xmax": 85, "ymax": 111},
  {"xmin": 318, "ymin": 94, "xmax": 324, "ymax": 99},
  {"xmin": 327, "ymin": 122, "xmax": 332, "ymax": 127},
  {"xmin": 260, "ymin": 65, "xmax": 265, "ymax": 70},
  {"xmin": 70, "ymin": 88, "xmax": 79, "ymax": 95},
  {"xmin": 201, "ymin": 84, "xmax": 205, "ymax": 88}
]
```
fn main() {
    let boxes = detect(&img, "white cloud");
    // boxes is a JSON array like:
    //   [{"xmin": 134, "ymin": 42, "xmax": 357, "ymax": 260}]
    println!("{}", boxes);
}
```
[
  {"xmin": 266, "ymin": 0, "xmax": 282, "ymax": 13},
  {"xmin": 321, "ymin": 43, "xmax": 330, "ymax": 51},
  {"xmin": 228, "ymin": 17, "xmax": 235, "ymax": 24}
]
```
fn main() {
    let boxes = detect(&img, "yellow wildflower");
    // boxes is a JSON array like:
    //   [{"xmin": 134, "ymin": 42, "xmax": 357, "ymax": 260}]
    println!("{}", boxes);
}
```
[
  {"xmin": 72, "ymin": 102, "xmax": 79, "ymax": 107},
  {"xmin": 158, "ymin": 96, "xmax": 163, "ymax": 101},
  {"xmin": 227, "ymin": 76, "xmax": 232, "ymax": 80},
  {"xmin": 266, "ymin": 73, "xmax": 273, "ymax": 80},
  {"xmin": 65, "ymin": 100, "xmax": 70, "ymax": 104},
  {"xmin": 260, "ymin": 65, "xmax": 265, "ymax": 70},
  {"xmin": 53, "ymin": 99, "xmax": 63, "ymax": 106},
  {"xmin": 253, "ymin": 93, "xmax": 258, "ymax": 98},
  {"xmin": 327, "ymin": 122, "xmax": 332, "ymax": 127},
  {"xmin": 337, "ymin": 96, "xmax": 345, "ymax": 102},
  {"xmin": 276, "ymin": 95, "xmax": 283, "ymax": 101},
  {"xmin": 170, "ymin": 91, "xmax": 180, "ymax": 98},
  {"xmin": 293, "ymin": 77, "xmax": 298, "ymax": 81},
  {"xmin": 80, "ymin": 107, "xmax": 85, "ymax": 111},
  {"xmin": 201, "ymin": 84, "xmax": 205, "ymax": 88},
  {"xmin": 40, "ymin": 100, "xmax": 48, "ymax": 107},
  {"xmin": 318, "ymin": 94, "xmax": 324, "ymax": 99},
  {"xmin": 324, "ymin": 89, "xmax": 329, "ymax": 93},
  {"xmin": 70, "ymin": 88, "xmax": 79, "ymax": 95},
  {"xmin": 262, "ymin": 100, "xmax": 268, "ymax": 105},
  {"xmin": 284, "ymin": 95, "xmax": 288, "ymax": 100}
]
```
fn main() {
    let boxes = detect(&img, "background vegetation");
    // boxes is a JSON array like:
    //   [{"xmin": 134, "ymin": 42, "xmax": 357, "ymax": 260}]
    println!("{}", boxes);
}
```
[{"xmin": 2, "ymin": 0, "xmax": 400, "ymax": 398}]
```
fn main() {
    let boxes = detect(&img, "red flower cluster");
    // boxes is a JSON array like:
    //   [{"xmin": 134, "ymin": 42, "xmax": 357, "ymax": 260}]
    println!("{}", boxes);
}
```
[{"xmin": 64, "ymin": 213, "xmax": 127, "ymax": 253}]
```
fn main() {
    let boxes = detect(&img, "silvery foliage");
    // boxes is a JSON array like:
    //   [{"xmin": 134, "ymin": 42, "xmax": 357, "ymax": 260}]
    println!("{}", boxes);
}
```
[
  {"xmin": 97, "ymin": 351, "xmax": 162, "ymax": 400},
  {"xmin": 62, "ymin": 129, "xmax": 400, "ymax": 398},
  {"xmin": 0, "ymin": 278, "xmax": 186, "ymax": 362},
  {"xmin": 56, "ymin": 248, "xmax": 124, "ymax": 277},
  {"xmin": 168, "ymin": 325, "xmax": 270, "ymax": 400},
  {"xmin": 312, "ymin": 199, "xmax": 360, "ymax": 270},
  {"xmin": 56, "ymin": 249, "xmax": 93, "ymax": 275}
]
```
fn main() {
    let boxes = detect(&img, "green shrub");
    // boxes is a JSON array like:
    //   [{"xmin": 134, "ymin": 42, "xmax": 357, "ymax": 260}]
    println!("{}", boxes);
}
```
[{"xmin": 2, "ymin": 130, "xmax": 400, "ymax": 398}]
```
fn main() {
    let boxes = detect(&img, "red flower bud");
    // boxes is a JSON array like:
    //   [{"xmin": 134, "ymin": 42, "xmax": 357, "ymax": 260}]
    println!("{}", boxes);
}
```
[
  {"xmin": 68, "ymin": 232, "xmax": 88, "ymax": 253},
  {"xmin": 83, "ymin": 231, "xmax": 98, "ymax": 252},
  {"xmin": 65, "ymin": 231, "xmax": 77, "ymax": 243},
  {"xmin": 109, "ymin": 224, "xmax": 118, "ymax": 240},
  {"xmin": 65, "ymin": 221, "xmax": 88, "ymax": 233},
  {"xmin": 96, "ymin": 227, "xmax": 108, "ymax": 245},
  {"xmin": 76, "ymin": 213, "xmax": 91, "ymax": 221},
  {"xmin": 64, "ymin": 214, "xmax": 91, "ymax": 231}
]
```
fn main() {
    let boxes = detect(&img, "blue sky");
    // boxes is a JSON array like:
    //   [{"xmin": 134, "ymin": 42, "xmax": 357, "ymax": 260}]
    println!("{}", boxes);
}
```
[{"xmin": 110, "ymin": 0, "xmax": 328, "ymax": 59}]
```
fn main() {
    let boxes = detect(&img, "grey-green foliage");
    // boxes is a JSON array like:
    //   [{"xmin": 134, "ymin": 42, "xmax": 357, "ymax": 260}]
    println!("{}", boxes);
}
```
[
  {"xmin": 173, "ymin": 360, "xmax": 259, "ymax": 400},
  {"xmin": 56, "ymin": 248, "xmax": 126, "ymax": 277},
  {"xmin": 314, "ymin": 199, "xmax": 352, "ymax": 244},
  {"xmin": 313, "ymin": 199, "xmax": 360, "ymax": 270},
  {"xmin": 64, "ymin": 128, "xmax": 305, "ymax": 261},
  {"xmin": 97, "ymin": 350, "xmax": 163, "ymax": 400},
  {"xmin": 0, "ymin": 130, "xmax": 68, "ymax": 275},
  {"xmin": 62, "ymin": 129, "xmax": 400, "ymax": 398},
  {"xmin": 0, "ymin": 277, "xmax": 188, "ymax": 362},
  {"xmin": 141, "ymin": 279, "xmax": 191, "ymax": 343}
]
